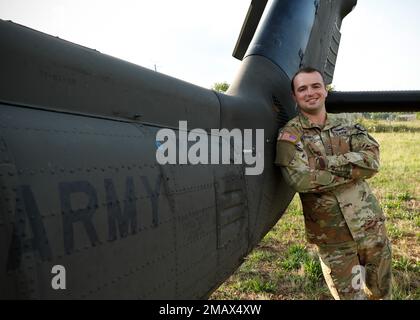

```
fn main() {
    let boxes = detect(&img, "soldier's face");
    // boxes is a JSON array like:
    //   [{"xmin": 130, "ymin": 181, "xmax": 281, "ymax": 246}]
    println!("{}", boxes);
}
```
[{"xmin": 292, "ymin": 72, "xmax": 328, "ymax": 115}]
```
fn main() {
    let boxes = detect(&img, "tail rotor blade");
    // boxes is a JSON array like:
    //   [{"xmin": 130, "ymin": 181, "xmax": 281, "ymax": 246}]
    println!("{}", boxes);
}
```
[{"xmin": 232, "ymin": 0, "xmax": 268, "ymax": 60}]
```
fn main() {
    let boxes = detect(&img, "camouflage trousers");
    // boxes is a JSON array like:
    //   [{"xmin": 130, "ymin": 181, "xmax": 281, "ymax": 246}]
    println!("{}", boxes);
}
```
[{"xmin": 317, "ymin": 234, "xmax": 392, "ymax": 300}]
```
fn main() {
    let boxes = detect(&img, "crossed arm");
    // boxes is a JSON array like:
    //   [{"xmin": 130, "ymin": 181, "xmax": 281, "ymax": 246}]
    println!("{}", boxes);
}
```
[{"xmin": 275, "ymin": 129, "xmax": 380, "ymax": 193}]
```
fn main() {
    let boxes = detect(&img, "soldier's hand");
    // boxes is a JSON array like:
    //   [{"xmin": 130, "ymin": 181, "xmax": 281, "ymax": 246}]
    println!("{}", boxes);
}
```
[
  {"xmin": 310, "ymin": 155, "xmax": 331, "ymax": 171},
  {"xmin": 331, "ymin": 164, "xmax": 353, "ymax": 179},
  {"xmin": 350, "ymin": 166, "xmax": 377, "ymax": 180}
]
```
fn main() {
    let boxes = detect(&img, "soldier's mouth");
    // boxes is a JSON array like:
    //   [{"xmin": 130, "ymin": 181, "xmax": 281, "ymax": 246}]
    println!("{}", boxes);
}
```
[{"xmin": 307, "ymin": 98, "xmax": 319, "ymax": 104}]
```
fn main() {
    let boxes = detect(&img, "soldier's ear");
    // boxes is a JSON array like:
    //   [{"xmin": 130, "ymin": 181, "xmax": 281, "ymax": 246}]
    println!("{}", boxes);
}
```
[{"xmin": 292, "ymin": 91, "xmax": 297, "ymax": 103}]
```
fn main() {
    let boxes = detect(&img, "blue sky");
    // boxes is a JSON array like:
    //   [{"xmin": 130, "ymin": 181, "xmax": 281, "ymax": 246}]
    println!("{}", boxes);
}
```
[{"xmin": 1, "ymin": 0, "xmax": 419, "ymax": 91}]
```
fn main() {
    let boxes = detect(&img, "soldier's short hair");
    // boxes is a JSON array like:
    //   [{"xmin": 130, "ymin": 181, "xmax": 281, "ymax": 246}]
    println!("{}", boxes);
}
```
[{"xmin": 291, "ymin": 67, "xmax": 326, "ymax": 93}]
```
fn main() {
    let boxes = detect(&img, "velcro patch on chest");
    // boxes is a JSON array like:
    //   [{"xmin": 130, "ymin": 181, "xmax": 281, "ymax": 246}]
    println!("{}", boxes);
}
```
[{"xmin": 331, "ymin": 126, "xmax": 349, "ymax": 137}]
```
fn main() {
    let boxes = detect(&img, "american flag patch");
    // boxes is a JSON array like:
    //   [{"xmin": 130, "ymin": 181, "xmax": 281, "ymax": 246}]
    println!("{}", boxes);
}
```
[{"xmin": 278, "ymin": 131, "xmax": 298, "ymax": 143}]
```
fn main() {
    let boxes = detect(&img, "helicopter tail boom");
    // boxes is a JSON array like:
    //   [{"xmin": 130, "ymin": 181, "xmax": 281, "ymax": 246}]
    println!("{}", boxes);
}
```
[{"xmin": 326, "ymin": 90, "xmax": 420, "ymax": 113}]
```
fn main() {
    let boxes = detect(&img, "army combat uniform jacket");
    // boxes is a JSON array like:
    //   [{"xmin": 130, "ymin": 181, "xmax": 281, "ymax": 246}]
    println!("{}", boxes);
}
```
[{"xmin": 275, "ymin": 113, "xmax": 387, "ymax": 245}]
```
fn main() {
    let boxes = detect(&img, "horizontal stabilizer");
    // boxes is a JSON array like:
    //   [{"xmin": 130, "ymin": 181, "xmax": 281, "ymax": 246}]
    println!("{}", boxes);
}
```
[
  {"xmin": 232, "ymin": 0, "xmax": 268, "ymax": 60},
  {"xmin": 326, "ymin": 91, "xmax": 420, "ymax": 113}
]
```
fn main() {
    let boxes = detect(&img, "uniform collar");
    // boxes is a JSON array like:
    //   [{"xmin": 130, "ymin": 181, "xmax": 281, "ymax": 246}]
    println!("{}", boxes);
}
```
[{"xmin": 299, "ymin": 112, "xmax": 339, "ymax": 131}]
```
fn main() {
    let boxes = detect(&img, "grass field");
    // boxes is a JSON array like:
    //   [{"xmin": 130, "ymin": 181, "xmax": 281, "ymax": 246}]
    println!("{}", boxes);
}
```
[{"xmin": 210, "ymin": 119, "xmax": 420, "ymax": 300}]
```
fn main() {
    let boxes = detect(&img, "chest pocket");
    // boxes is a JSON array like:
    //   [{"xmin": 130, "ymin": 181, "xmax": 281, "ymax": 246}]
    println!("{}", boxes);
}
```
[{"xmin": 301, "ymin": 132, "xmax": 324, "ymax": 158}]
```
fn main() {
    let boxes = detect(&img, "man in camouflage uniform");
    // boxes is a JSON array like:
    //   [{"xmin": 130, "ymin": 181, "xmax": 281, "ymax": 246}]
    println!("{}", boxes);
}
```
[{"xmin": 275, "ymin": 67, "xmax": 392, "ymax": 300}]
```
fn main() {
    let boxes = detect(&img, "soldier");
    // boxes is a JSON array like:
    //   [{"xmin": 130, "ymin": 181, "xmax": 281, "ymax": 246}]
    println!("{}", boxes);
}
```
[{"xmin": 275, "ymin": 67, "xmax": 392, "ymax": 300}]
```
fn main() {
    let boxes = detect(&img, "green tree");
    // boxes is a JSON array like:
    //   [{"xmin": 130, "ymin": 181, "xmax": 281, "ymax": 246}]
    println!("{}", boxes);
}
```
[
  {"xmin": 326, "ymin": 84, "xmax": 335, "ymax": 92},
  {"xmin": 212, "ymin": 81, "xmax": 230, "ymax": 93}
]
